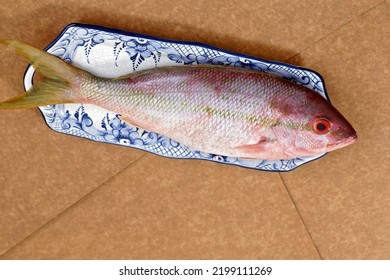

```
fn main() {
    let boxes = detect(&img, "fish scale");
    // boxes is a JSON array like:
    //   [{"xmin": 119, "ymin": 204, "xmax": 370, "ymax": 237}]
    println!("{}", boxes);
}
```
[{"xmin": 78, "ymin": 67, "xmax": 307, "ymax": 157}]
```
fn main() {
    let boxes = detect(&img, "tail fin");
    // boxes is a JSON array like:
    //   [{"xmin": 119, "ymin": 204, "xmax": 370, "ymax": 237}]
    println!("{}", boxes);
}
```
[{"xmin": 0, "ymin": 40, "xmax": 83, "ymax": 109}]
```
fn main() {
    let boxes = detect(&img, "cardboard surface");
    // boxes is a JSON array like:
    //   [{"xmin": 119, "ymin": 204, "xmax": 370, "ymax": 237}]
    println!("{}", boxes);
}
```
[
  {"xmin": 282, "ymin": 1, "xmax": 390, "ymax": 259},
  {"xmin": 0, "ymin": 0, "xmax": 388, "ymax": 259},
  {"xmin": 1, "ymin": 156, "xmax": 320, "ymax": 259}
]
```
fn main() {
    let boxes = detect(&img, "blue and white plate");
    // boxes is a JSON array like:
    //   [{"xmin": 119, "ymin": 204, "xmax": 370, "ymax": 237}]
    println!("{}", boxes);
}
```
[{"xmin": 24, "ymin": 23, "xmax": 329, "ymax": 172}]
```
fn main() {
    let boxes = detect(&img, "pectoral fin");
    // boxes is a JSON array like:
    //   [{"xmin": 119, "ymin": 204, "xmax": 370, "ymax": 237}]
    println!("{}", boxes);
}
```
[
  {"xmin": 235, "ymin": 143, "xmax": 266, "ymax": 154},
  {"xmin": 234, "ymin": 137, "xmax": 276, "ymax": 155}
]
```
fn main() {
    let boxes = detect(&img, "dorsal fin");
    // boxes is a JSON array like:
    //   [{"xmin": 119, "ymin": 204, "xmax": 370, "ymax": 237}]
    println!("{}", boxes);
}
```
[{"xmin": 111, "ymin": 65, "xmax": 263, "ymax": 81}]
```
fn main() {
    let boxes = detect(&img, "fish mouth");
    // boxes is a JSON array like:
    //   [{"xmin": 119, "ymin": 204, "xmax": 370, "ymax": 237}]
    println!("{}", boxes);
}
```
[
  {"xmin": 328, "ymin": 134, "xmax": 357, "ymax": 149},
  {"xmin": 344, "ymin": 134, "xmax": 358, "ymax": 145}
]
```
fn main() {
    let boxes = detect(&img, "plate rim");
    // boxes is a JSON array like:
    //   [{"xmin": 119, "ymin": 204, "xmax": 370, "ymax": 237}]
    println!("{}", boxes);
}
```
[{"xmin": 22, "ymin": 22, "xmax": 329, "ymax": 172}]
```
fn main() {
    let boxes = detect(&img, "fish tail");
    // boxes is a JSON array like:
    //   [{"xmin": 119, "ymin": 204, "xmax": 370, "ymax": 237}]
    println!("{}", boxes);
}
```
[{"xmin": 0, "ymin": 40, "xmax": 84, "ymax": 109}]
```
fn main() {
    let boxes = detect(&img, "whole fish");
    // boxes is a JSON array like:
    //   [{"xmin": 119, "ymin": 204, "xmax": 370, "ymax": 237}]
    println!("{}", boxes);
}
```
[{"xmin": 0, "ymin": 40, "xmax": 357, "ymax": 160}]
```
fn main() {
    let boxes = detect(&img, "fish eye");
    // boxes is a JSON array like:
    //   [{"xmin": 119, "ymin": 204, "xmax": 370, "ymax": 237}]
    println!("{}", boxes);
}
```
[{"xmin": 313, "ymin": 118, "xmax": 331, "ymax": 134}]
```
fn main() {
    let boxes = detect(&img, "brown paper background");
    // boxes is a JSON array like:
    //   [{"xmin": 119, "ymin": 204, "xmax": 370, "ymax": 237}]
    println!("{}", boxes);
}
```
[{"xmin": 0, "ymin": 0, "xmax": 389, "ymax": 259}]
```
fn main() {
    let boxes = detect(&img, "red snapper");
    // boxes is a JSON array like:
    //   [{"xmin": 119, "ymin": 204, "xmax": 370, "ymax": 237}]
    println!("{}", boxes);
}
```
[{"xmin": 0, "ymin": 40, "xmax": 357, "ymax": 160}]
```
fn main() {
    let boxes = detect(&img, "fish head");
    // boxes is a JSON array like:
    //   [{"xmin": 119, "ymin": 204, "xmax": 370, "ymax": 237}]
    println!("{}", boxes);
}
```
[{"xmin": 271, "ymin": 90, "xmax": 357, "ymax": 159}]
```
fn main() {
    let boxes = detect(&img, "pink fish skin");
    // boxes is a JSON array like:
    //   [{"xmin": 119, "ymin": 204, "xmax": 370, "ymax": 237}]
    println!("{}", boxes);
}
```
[{"xmin": 0, "ymin": 40, "xmax": 357, "ymax": 160}]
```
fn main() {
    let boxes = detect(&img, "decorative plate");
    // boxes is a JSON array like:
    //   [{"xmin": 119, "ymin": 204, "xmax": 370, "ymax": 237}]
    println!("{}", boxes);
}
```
[{"xmin": 24, "ymin": 23, "xmax": 329, "ymax": 172}]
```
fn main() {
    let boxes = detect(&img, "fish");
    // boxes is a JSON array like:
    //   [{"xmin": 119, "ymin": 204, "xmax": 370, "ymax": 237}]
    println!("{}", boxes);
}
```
[{"xmin": 0, "ymin": 40, "xmax": 357, "ymax": 160}]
